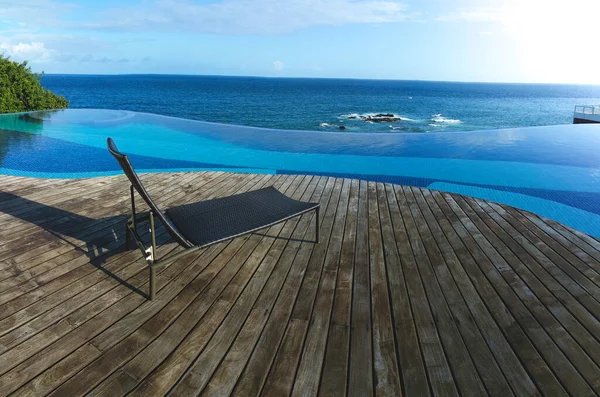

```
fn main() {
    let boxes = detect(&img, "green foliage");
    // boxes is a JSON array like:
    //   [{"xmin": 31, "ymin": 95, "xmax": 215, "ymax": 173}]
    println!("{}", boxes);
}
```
[{"xmin": 0, "ymin": 55, "xmax": 68, "ymax": 113}]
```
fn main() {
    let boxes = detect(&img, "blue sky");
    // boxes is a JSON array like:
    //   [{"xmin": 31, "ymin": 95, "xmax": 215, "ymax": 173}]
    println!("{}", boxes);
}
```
[{"xmin": 0, "ymin": 0, "xmax": 598, "ymax": 84}]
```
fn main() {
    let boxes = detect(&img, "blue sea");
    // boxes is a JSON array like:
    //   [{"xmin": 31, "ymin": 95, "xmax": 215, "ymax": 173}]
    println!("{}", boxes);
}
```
[{"xmin": 41, "ymin": 75, "xmax": 600, "ymax": 133}]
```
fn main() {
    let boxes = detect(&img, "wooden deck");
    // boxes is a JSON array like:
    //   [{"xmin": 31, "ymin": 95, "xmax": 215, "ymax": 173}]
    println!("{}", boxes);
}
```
[{"xmin": 0, "ymin": 172, "xmax": 600, "ymax": 396}]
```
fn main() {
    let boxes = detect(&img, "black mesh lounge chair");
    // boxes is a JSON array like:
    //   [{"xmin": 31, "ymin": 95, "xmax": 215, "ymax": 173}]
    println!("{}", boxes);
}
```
[{"xmin": 107, "ymin": 138, "xmax": 319, "ymax": 300}]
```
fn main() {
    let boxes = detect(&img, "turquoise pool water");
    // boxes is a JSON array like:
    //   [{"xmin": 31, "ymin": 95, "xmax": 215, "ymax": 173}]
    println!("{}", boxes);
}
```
[{"xmin": 1, "ymin": 109, "xmax": 600, "ymax": 237}]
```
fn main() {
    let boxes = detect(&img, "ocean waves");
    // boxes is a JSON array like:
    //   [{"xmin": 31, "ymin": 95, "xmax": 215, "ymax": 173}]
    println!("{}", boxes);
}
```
[
  {"xmin": 317, "ymin": 111, "xmax": 462, "ymax": 133},
  {"xmin": 40, "ymin": 75, "xmax": 600, "ymax": 133},
  {"xmin": 430, "ymin": 114, "xmax": 462, "ymax": 124}
]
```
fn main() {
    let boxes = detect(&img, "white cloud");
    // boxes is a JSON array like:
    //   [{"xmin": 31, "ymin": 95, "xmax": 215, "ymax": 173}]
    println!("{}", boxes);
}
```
[
  {"xmin": 12, "ymin": 41, "xmax": 45, "ymax": 55},
  {"xmin": 436, "ymin": 8, "xmax": 505, "ymax": 23},
  {"xmin": 0, "ymin": 0, "xmax": 417, "ymax": 38},
  {"xmin": 0, "ymin": 0, "xmax": 77, "ymax": 27},
  {"xmin": 0, "ymin": 41, "xmax": 55, "ymax": 62},
  {"xmin": 0, "ymin": 32, "xmax": 135, "ymax": 68},
  {"xmin": 273, "ymin": 60, "xmax": 284, "ymax": 71},
  {"xmin": 77, "ymin": 0, "xmax": 415, "ymax": 35}
]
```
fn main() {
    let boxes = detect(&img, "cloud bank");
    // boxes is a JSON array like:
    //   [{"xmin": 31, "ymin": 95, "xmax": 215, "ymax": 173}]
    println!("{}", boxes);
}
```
[
  {"xmin": 0, "ymin": 41, "xmax": 54, "ymax": 62},
  {"xmin": 74, "ymin": 0, "xmax": 413, "ymax": 35}
]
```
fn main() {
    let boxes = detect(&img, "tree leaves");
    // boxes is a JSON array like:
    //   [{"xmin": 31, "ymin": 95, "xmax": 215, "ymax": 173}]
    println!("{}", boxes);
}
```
[{"xmin": 0, "ymin": 55, "xmax": 69, "ymax": 113}]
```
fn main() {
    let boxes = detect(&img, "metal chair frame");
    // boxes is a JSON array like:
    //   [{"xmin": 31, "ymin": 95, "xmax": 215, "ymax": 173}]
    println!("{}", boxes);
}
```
[{"xmin": 109, "ymin": 138, "xmax": 320, "ymax": 300}]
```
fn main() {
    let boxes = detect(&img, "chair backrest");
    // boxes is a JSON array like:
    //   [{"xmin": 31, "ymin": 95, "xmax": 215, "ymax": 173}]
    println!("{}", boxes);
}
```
[{"xmin": 107, "ymin": 138, "xmax": 193, "ymax": 248}]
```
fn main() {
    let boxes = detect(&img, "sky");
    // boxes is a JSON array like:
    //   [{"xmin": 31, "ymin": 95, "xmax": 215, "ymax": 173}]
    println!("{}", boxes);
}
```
[{"xmin": 0, "ymin": 0, "xmax": 599, "ymax": 84}]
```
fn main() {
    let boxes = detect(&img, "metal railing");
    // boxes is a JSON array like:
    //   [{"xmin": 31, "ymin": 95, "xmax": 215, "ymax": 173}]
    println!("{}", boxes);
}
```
[{"xmin": 574, "ymin": 105, "xmax": 600, "ymax": 115}]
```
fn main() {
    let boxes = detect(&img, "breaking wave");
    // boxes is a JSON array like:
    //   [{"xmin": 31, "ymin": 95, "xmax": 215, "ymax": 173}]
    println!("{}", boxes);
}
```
[{"xmin": 431, "ymin": 114, "xmax": 461, "ymax": 124}]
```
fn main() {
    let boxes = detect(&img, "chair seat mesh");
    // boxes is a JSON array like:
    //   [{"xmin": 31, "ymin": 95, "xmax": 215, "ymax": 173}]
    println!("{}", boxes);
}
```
[{"xmin": 166, "ymin": 186, "xmax": 318, "ymax": 247}]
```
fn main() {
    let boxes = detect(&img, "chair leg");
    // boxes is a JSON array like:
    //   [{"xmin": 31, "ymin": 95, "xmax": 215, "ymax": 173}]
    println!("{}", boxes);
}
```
[
  {"xmin": 125, "ymin": 220, "xmax": 131, "ymax": 249},
  {"xmin": 315, "ymin": 207, "xmax": 320, "ymax": 243},
  {"xmin": 148, "ymin": 211, "xmax": 158, "ymax": 301},
  {"xmin": 149, "ymin": 266, "xmax": 156, "ymax": 301}
]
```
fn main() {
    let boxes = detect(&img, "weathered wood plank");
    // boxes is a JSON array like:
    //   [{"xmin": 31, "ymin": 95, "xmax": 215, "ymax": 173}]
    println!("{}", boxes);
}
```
[
  {"xmin": 85, "ymin": 176, "xmax": 313, "ymax": 397},
  {"xmin": 290, "ymin": 177, "xmax": 351, "ymax": 397},
  {"xmin": 399, "ymin": 185, "xmax": 487, "ymax": 396},
  {"xmin": 388, "ymin": 185, "xmax": 459, "ymax": 397},
  {"xmin": 260, "ymin": 177, "xmax": 344, "ymax": 396},
  {"xmin": 0, "ymin": 173, "xmax": 598, "ymax": 396},
  {"xmin": 440, "ymin": 191, "xmax": 591, "ymax": 396},
  {"xmin": 377, "ymin": 183, "xmax": 430, "ymax": 397},
  {"xmin": 35, "ymin": 174, "xmax": 279, "ymax": 396},
  {"xmin": 319, "ymin": 179, "xmax": 359, "ymax": 397},
  {"xmin": 227, "ymin": 177, "xmax": 332, "ymax": 397},
  {"xmin": 1, "ymin": 173, "xmax": 273, "ymax": 394},
  {"xmin": 408, "ymin": 187, "xmax": 514, "ymax": 397},
  {"xmin": 200, "ymin": 177, "xmax": 324, "ymax": 397},
  {"xmin": 419, "ymin": 188, "xmax": 538, "ymax": 396},
  {"xmin": 367, "ymin": 182, "xmax": 402, "ymax": 396},
  {"xmin": 347, "ymin": 180, "xmax": 373, "ymax": 397}
]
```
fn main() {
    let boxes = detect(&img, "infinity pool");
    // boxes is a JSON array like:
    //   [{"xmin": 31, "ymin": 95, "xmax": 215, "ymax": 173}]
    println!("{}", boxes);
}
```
[{"xmin": 1, "ymin": 109, "xmax": 600, "ymax": 237}]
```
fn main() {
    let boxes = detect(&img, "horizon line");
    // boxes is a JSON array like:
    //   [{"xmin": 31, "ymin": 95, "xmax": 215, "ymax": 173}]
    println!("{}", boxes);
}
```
[{"xmin": 40, "ymin": 73, "xmax": 600, "ymax": 87}]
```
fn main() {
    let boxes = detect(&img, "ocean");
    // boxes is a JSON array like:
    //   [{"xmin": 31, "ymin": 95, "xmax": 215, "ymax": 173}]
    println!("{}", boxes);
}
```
[{"xmin": 41, "ymin": 74, "xmax": 600, "ymax": 133}]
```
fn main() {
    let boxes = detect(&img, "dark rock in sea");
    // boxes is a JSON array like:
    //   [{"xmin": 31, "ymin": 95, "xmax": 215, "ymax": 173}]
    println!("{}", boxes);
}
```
[
  {"xmin": 375, "ymin": 113, "xmax": 394, "ymax": 117},
  {"xmin": 347, "ymin": 115, "xmax": 357, "ymax": 119},
  {"xmin": 359, "ymin": 114, "xmax": 402, "ymax": 123},
  {"xmin": 339, "ymin": 125, "xmax": 346, "ymax": 130}
]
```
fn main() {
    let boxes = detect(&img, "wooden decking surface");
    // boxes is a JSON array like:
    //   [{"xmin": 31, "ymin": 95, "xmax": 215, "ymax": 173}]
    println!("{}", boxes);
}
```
[{"xmin": 0, "ymin": 172, "xmax": 600, "ymax": 396}]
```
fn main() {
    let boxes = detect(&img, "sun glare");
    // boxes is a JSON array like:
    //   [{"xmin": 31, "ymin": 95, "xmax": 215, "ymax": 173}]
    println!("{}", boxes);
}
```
[{"xmin": 500, "ymin": 0, "xmax": 600, "ymax": 84}]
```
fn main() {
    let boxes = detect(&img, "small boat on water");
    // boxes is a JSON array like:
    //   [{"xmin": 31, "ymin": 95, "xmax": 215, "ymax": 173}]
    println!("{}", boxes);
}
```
[{"xmin": 573, "ymin": 105, "xmax": 600, "ymax": 124}]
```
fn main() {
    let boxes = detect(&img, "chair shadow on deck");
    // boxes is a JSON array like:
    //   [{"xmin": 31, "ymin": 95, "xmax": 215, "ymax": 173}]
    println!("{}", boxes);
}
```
[{"xmin": 0, "ymin": 191, "xmax": 148, "ymax": 298}]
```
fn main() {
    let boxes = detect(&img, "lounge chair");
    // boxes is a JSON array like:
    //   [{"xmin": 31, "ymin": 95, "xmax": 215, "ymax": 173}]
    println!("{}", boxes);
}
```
[{"xmin": 107, "ymin": 138, "xmax": 320, "ymax": 300}]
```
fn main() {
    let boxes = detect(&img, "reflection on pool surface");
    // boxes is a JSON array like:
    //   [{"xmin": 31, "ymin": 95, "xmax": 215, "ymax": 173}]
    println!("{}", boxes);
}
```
[{"xmin": 1, "ymin": 109, "xmax": 600, "ymax": 237}]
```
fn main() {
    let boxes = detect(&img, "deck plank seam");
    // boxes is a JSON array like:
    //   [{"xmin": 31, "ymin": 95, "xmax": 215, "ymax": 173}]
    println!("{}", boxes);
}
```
[
  {"xmin": 284, "ymin": 177, "xmax": 346, "ymax": 396},
  {"xmin": 462, "ymin": 196, "xmax": 600, "ymax": 376},
  {"xmin": 429, "ymin": 190, "xmax": 555, "ymax": 396},
  {"xmin": 392, "ymin": 185, "xmax": 465, "ymax": 397},
  {"xmin": 380, "ymin": 183, "xmax": 433, "ymax": 397},
  {"xmin": 489, "ymin": 201, "xmax": 600, "ymax": 297},
  {"xmin": 371, "ymin": 182, "xmax": 405, "ymax": 395},
  {"xmin": 185, "ymin": 175, "xmax": 318, "ymax": 393},
  {"xmin": 417, "ymin": 188, "xmax": 526, "ymax": 396},
  {"xmin": 386, "ymin": 183, "xmax": 442, "ymax": 397},
  {"xmin": 312, "ymin": 178, "xmax": 354, "ymax": 396},
  {"xmin": 522, "ymin": 211, "xmax": 600, "ymax": 265},
  {"xmin": 40, "ymin": 174, "xmax": 278, "ymax": 395},
  {"xmin": 226, "ymin": 176, "xmax": 332, "ymax": 397},
  {"xmin": 443, "ymin": 192, "xmax": 591, "ymax": 396},
  {"xmin": 0, "ymin": 173, "xmax": 599, "ymax": 396},
  {"xmin": 0, "ymin": 173, "xmax": 204, "ymax": 286},
  {"xmin": 239, "ymin": 176, "xmax": 332, "ymax": 397},
  {"xmin": 401, "ymin": 185, "xmax": 489, "ymax": 396},
  {"xmin": 221, "ymin": 176, "xmax": 325, "ymax": 396},
  {"xmin": 196, "ymin": 175, "xmax": 322, "ymax": 395},
  {"xmin": 411, "ymin": 186, "xmax": 516, "ymax": 397},
  {"xmin": 0, "ymin": 173, "xmax": 212, "ymax": 317},
  {"xmin": 140, "ymin": 175, "xmax": 313, "ymax": 395},
  {"xmin": 471, "ymin": 199, "xmax": 600, "ymax": 349},
  {"xmin": 1, "ymin": 172, "xmax": 274, "ymax": 392}
]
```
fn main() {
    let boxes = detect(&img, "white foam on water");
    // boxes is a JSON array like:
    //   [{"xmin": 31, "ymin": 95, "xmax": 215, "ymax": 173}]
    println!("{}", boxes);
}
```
[
  {"xmin": 340, "ymin": 112, "xmax": 413, "ymax": 121},
  {"xmin": 431, "ymin": 115, "xmax": 461, "ymax": 124}
]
